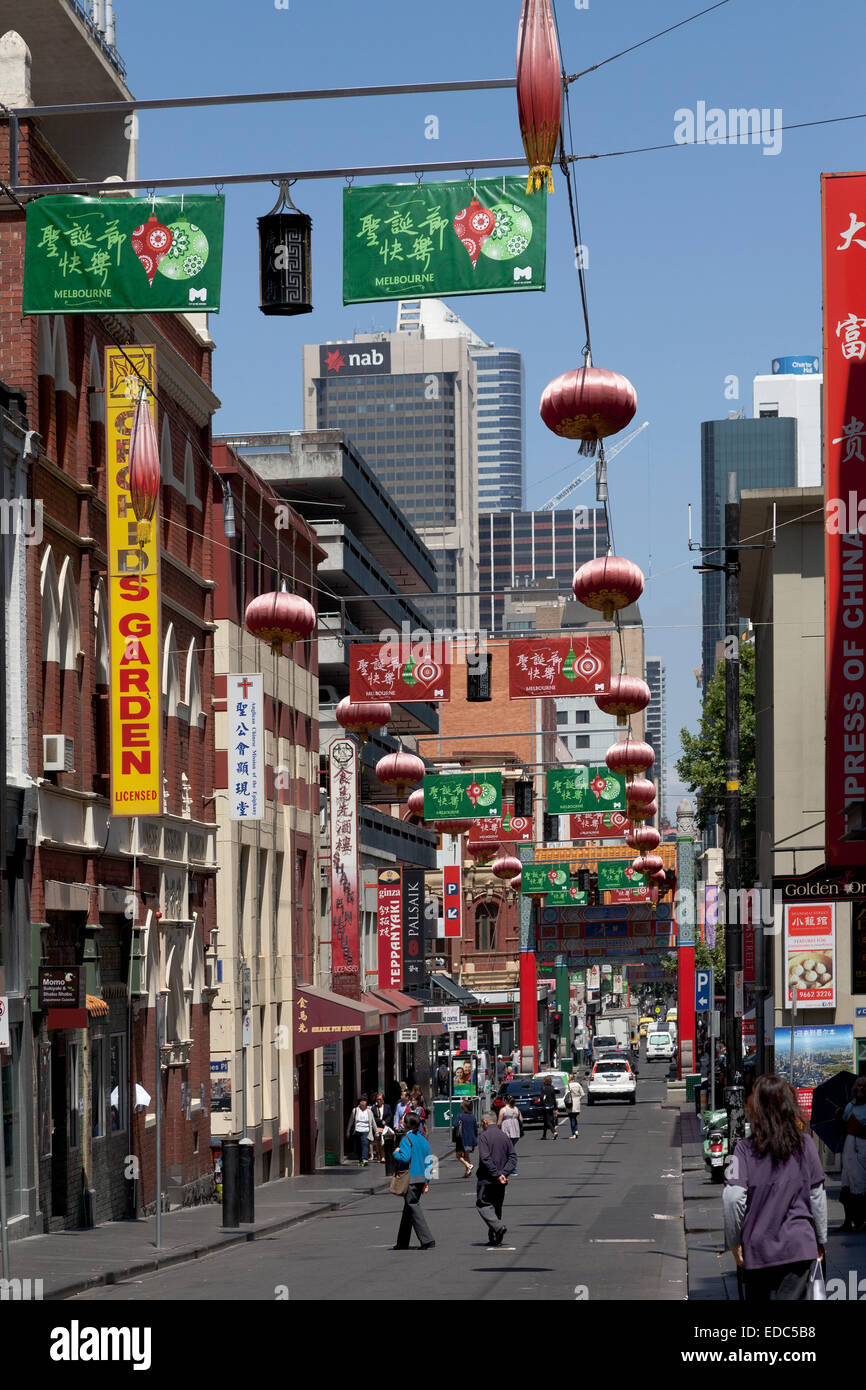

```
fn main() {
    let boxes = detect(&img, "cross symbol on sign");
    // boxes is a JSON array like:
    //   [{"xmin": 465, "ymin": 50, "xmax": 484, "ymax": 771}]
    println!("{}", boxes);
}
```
[{"xmin": 238, "ymin": 677, "xmax": 254, "ymax": 698}]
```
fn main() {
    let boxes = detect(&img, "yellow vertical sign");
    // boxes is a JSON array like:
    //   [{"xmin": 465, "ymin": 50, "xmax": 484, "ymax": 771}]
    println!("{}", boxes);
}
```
[{"xmin": 105, "ymin": 346, "xmax": 161, "ymax": 816}]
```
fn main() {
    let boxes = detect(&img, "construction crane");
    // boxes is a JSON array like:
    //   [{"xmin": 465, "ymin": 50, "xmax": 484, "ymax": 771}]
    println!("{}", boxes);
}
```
[{"xmin": 540, "ymin": 420, "xmax": 649, "ymax": 511}]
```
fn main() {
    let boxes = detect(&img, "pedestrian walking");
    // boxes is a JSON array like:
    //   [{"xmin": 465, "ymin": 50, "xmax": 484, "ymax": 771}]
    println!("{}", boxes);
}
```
[
  {"xmin": 391, "ymin": 1114, "xmax": 435, "ymax": 1250},
  {"xmin": 495, "ymin": 1055, "xmax": 507, "ymax": 1084},
  {"xmin": 409, "ymin": 1087, "xmax": 428, "ymax": 1136},
  {"xmin": 511, "ymin": 1045, "xmax": 521, "ymax": 1072},
  {"xmin": 839, "ymin": 1076, "xmax": 866, "ymax": 1232},
  {"xmin": 724, "ymin": 1074, "xmax": 827, "ymax": 1301},
  {"xmin": 476, "ymin": 1111, "xmax": 517, "ymax": 1247},
  {"xmin": 436, "ymin": 1056, "xmax": 451, "ymax": 1097},
  {"xmin": 565, "ymin": 1073, "xmax": 586, "ymax": 1138},
  {"xmin": 346, "ymin": 1095, "xmax": 379, "ymax": 1167},
  {"xmin": 371, "ymin": 1093, "xmax": 393, "ymax": 1165},
  {"xmin": 539, "ymin": 1074, "xmax": 559, "ymax": 1141},
  {"xmin": 394, "ymin": 1090, "xmax": 412, "ymax": 1133},
  {"xmin": 454, "ymin": 1098, "xmax": 478, "ymax": 1177},
  {"xmin": 497, "ymin": 1093, "xmax": 522, "ymax": 1173}
]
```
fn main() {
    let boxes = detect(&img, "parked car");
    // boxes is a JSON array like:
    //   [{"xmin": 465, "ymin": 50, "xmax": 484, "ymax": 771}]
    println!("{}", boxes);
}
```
[
  {"xmin": 639, "ymin": 1016, "xmax": 654, "ymax": 1038},
  {"xmin": 592, "ymin": 1032, "xmax": 619, "ymax": 1056},
  {"xmin": 646, "ymin": 1030, "xmax": 675, "ymax": 1062},
  {"xmin": 587, "ymin": 1058, "xmax": 637, "ymax": 1105},
  {"xmin": 603, "ymin": 1047, "xmax": 639, "ymax": 1075},
  {"xmin": 493, "ymin": 1078, "xmax": 547, "ymax": 1127}
]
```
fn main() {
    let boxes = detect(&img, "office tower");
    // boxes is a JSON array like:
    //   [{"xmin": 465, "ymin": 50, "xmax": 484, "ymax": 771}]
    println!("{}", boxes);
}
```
[
  {"xmin": 645, "ymin": 657, "xmax": 666, "ymax": 824},
  {"xmin": 479, "ymin": 507, "xmax": 609, "ymax": 632}
]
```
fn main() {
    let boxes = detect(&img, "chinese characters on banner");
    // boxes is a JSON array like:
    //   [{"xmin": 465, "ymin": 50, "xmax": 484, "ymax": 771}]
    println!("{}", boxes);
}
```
[
  {"xmin": 329, "ymin": 739, "xmax": 360, "ymax": 998},
  {"xmin": 105, "ymin": 347, "xmax": 161, "ymax": 817},
  {"xmin": 342, "ymin": 178, "xmax": 547, "ymax": 305},
  {"xmin": 784, "ymin": 902, "xmax": 836, "ymax": 1008},
  {"xmin": 377, "ymin": 870, "xmax": 403, "ymax": 988},
  {"xmin": 597, "ymin": 859, "xmax": 644, "ymax": 893},
  {"xmin": 423, "ymin": 771, "xmax": 502, "ymax": 820},
  {"xmin": 24, "ymin": 195, "xmax": 225, "ymax": 315},
  {"xmin": 349, "ymin": 642, "xmax": 451, "ymax": 703},
  {"xmin": 509, "ymin": 636, "xmax": 611, "ymax": 698},
  {"xmin": 443, "ymin": 862, "xmax": 463, "ymax": 939},
  {"xmin": 227, "ymin": 675, "xmax": 263, "ymax": 821},
  {"xmin": 520, "ymin": 863, "xmax": 570, "ymax": 895},
  {"xmin": 822, "ymin": 175, "xmax": 866, "ymax": 866},
  {"xmin": 569, "ymin": 811, "xmax": 631, "ymax": 839},
  {"xmin": 467, "ymin": 806, "xmax": 534, "ymax": 851},
  {"xmin": 547, "ymin": 766, "xmax": 627, "ymax": 814},
  {"xmin": 607, "ymin": 887, "xmax": 650, "ymax": 903},
  {"xmin": 402, "ymin": 867, "xmax": 425, "ymax": 990}
]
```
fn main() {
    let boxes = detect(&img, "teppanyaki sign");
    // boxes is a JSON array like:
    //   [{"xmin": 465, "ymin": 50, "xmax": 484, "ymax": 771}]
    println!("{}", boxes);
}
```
[
  {"xmin": 547, "ymin": 766, "xmax": 628, "ymax": 815},
  {"xmin": 423, "ymin": 772, "xmax": 502, "ymax": 820},
  {"xmin": 343, "ymin": 177, "xmax": 547, "ymax": 304},
  {"xmin": 349, "ymin": 642, "xmax": 451, "ymax": 703},
  {"xmin": 23, "ymin": 196, "xmax": 225, "ymax": 314},
  {"xmin": 509, "ymin": 636, "xmax": 611, "ymax": 699},
  {"xmin": 105, "ymin": 346, "xmax": 161, "ymax": 817}
]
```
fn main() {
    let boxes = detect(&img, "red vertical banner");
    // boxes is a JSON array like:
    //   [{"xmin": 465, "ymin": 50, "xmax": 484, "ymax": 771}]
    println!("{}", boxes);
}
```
[
  {"xmin": 823, "ymin": 173, "xmax": 866, "ymax": 866},
  {"xmin": 443, "ymin": 864, "xmax": 462, "ymax": 938},
  {"xmin": 743, "ymin": 892, "xmax": 756, "ymax": 984},
  {"xmin": 377, "ymin": 868, "xmax": 403, "ymax": 988},
  {"xmin": 329, "ymin": 739, "xmax": 360, "ymax": 998}
]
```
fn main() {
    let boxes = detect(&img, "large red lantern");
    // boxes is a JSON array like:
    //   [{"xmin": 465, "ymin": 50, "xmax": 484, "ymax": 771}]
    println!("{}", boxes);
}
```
[
  {"xmin": 541, "ymin": 366, "xmax": 637, "ymax": 456},
  {"xmin": 516, "ymin": 0, "xmax": 561, "ymax": 194},
  {"xmin": 406, "ymin": 788, "xmax": 425, "ymax": 818},
  {"xmin": 492, "ymin": 853, "xmax": 523, "ymax": 881},
  {"xmin": 244, "ymin": 591, "xmax": 316, "ymax": 655},
  {"xmin": 632, "ymin": 853, "xmax": 664, "ymax": 880},
  {"xmin": 573, "ymin": 555, "xmax": 645, "ymax": 621},
  {"xmin": 510, "ymin": 873, "xmax": 522, "ymax": 891},
  {"xmin": 335, "ymin": 697, "xmax": 391, "ymax": 746},
  {"xmin": 626, "ymin": 825, "xmax": 660, "ymax": 852},
  {"xmin": 595, "ymin": 675, "xmax": 650, "ymax": 728},
  {"xmin": 605, "ymin": 738, "xmax": 655, "ymax": 782},
  {"xmin": 128, "ymin": 389, "xmax": 160, "ymax": 546},
  {"xmin": 434, "ymin": 819, "xmax": 474, "ymax": 842},
  {"xmin": 626, "ymin": 777, "xmax": 656, "ymax": 823},
  {"xmin": 375, "ymin": 751, "xmax": 425, "ymax": 798}
]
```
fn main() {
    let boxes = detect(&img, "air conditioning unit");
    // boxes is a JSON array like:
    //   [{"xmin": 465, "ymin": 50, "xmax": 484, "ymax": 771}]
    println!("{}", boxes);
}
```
[{"xmin": 43, "ymin": 734, "xmax": 74, "ymax": 773}]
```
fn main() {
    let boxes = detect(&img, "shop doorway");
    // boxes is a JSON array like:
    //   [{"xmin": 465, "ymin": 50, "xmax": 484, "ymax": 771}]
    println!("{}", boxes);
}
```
[{"xmin": 50, "ymin": 1039, "xmax": 67, "ymax": 1217}]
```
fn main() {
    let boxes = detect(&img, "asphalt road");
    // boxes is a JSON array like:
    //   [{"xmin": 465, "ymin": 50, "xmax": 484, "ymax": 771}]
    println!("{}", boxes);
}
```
[{"xmin": 74, "ymin": 1054, "xmax": 686, "ymax": 1303}]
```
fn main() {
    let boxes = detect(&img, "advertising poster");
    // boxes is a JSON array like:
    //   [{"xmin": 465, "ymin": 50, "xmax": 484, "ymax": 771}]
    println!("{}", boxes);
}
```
[
  {"xmin": 547, "ymin": 765, "xmax": 627, "ymax": 815},
  {"xmin": 509, "ymin": 636, "xmax": 611, "ymax": 699},
  {"xmin": 377, "ymin": 868, "xmax": 403, "ymax": 988},
  {"xmin": 774, "ymin": 1024, "xmax": 854, "ymax": 1119},
  {"xmin": 106, "ymin": 346, "xmax": 161, "ymax": 816},
  {"xmin": 402, "ymin": 866, "xmax": 425, "ymax": 990},
  {"xmin": 210, "ymin": 1060, "xmax": 231, "ymax": 1114},
  {"xmin": 329, "ymin": 739, "xmax": 360, "ymax": 997},
  {"xmin": 343, "ymin": 177, "xmax": 547, "ymax": 305},
  {"xmin": 452, "ymin": 1054, "xmax": 477, "ymax": 1097},
  {"xmin": 24, "ymin": 195, "xmax": 225, "ymax": 314},
  {"xmin": 349, "ymin": 641, "xmax": 451, "ymax": 703},
  {"xmin": 569, "ymin": 811, "xmax": 631, "ymax": 839},
  {"xmin": 784, "ymin": 902, "xmax": 836, "ymax": 1007},
  {"xmin": 423, "ymin": 772, "xmax": 502, "ymax": 820},
  {"xmin": 228, "ymin": 674, "xmax": 263, "ymax": 821}
]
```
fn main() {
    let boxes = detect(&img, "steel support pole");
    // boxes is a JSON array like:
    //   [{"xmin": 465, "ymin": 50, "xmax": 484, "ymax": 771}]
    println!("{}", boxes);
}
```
[
  {"xmin": 154, "ymin": 994, "xmax": 163, "ymax": 1249},
  {"xmin": 0, "ymin": 416, "xmax": 9, "ymax": 1282},
  {"xmin": 724, "ymin": 471, "xmax": 743, "ymax": 1078}
]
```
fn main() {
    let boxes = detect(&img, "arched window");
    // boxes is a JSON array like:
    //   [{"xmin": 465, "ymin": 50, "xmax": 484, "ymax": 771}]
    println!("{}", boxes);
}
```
[
  {"xmin": 184, "ymin": 638, "xmax": 201, "ymax": 723},
  {"xmin": 93, "ymin": 579, "xmax": 110, "ymax": 685},
  {"xmin": 162, "ymin": 622, "xmax": 180, "ymax": 717},
  {"xmin": 87, "ymin": 338, "xmax": 105, "ymax": 424},
  {"xmin": 57, "ymin": 555, "xmax": 81, "ymax": 670},
  {"xmin": 183, "ymin": 438, "xmax": 201, "ymax": 509},
  {"xmin": 53, "ymin": 318, "xmax": 75, "ymax": 397},
  {"xmin": 475, "ymin": 900, "xmax": 498, "ymax": 953},
  {"xmin": 40, "ymin": 547, "xmax": 60, "ymax": 664},
  {"xmin": 164, "ymin": 942, "xmax": 189, "ymax": 1044},
  {"xmin": 160, "ymin": 411, "xmax": 174, "ymax": 487}
]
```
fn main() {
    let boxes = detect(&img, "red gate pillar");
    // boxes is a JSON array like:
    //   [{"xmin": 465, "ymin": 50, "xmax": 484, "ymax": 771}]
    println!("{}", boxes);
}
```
[
  {"xmin": 677, "ymin": 944, "xmax": 695, "ymax": 1080},
  {"xmin": 519, "ymin": 950, "xmax": 538, "ymax": 1073},
  {"xmin": 676, "ymin": 800, "xmax": 698, "ymax": 1080}
]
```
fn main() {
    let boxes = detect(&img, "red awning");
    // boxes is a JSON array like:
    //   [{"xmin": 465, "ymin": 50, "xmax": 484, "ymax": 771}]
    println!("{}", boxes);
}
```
[
  {"xmin": 415, "ymin": 1020, "xmax": 448, "ymax": 1038},
  {"xmin": 371, "ymin": 988, "xmax": 424, "ymax": 1023},
  {"xmin": 361, "ymin": 991, "xmax": 400, "ymax": 1032},
  {"xmin": 294, "ymin": 984, "xmax": 380, "ymax": 1055}
]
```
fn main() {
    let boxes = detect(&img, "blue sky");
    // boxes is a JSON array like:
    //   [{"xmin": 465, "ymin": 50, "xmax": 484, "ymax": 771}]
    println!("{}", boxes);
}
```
[{"xmin": 113, "ymin": 0, "xmax": 864, "ymax": 809}]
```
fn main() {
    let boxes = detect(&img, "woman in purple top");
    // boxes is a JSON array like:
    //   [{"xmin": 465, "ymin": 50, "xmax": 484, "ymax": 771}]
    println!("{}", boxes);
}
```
[{"xmin": 724, "ymin": 1074, "xmax": 827, "ymax": 1301}]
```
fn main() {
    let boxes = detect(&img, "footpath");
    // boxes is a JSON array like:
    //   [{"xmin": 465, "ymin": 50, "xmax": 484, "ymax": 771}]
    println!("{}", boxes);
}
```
[
  {"xmin": 677, "ymin": 1101, "xmax": 866, "ymax": 1301},
  {"xmin": 6, "ymin": 1129, "xmax": 455, "ymax": 1301}
]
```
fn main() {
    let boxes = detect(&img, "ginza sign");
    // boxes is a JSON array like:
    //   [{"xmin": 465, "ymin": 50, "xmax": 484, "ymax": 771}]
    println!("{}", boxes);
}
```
[{"xmin": 823, "ymin": 175, "xmax": 866, "ymax": 866}]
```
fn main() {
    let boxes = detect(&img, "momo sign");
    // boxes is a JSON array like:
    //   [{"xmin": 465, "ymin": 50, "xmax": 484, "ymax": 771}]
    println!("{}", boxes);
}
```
[
  {"xmin": 106, "ymin": 347, "xmax": 161, "ymax": 816},
  {"xmin": 509, "ymin": 636, "xmax": 611, "ymax": 699},
  {"xmin": 318, "ymin": 341, "xmax": 391, "ymax": 376}
]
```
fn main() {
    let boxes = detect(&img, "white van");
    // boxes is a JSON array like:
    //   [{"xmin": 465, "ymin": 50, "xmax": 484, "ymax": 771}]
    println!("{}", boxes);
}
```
[{"xmin": 646, "ymin": 1030, "xmax": 675, "ymax": 1062}]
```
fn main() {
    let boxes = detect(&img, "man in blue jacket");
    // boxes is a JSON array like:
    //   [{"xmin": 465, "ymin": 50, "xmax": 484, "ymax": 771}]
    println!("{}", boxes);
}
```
[
  {"xmin": 477, "ymin": 1111, "xmax": 516, "ymax": 1247},
  {"xmin": 393, "ymin": 1114, "xmax": 435, "ymax": 1250}
]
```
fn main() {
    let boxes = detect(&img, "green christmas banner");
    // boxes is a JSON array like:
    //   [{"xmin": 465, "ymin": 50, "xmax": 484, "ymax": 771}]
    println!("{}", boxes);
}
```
[
  {"xmin": 520, "ymin": 863, "xmax": 570, "ymax": 895},
  {"xmin": 343, "ymin": 177, "xmax": 547, "ymax": 305},
  {"xmin": 598, "ymin": 858, "xmax": 643, "ymax": 892},
  {"xmin": 23, "ymin": 195, "xmax": 225, "ymax": 315},
  {"xmin": 546, "ymin": 765, "xmax": 628, "ymax": 815},
  {"xmin": 423, "ymin": 772, "xmax": 502, "ymax": 821},
  {"xmin": 546, "ymin": 889, "xmax": 588, "ymax": 907}
]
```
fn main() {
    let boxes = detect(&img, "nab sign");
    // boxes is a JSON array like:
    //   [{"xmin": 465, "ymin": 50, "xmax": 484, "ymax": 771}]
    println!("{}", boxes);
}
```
[{"xmin": 319, "ymin": 342, "xmax": 392, "ymax": 376}]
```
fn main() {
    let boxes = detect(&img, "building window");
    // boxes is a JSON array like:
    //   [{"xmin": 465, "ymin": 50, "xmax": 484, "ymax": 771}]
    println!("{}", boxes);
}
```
[
  {"xmin": 68, "ymin": 1042, "xmax": 81, "ymax": 1151},
  {"xmin": 475, "ymin": 901, "xmax": 498, "ymax": 952},
  {"xmin": 572, "ymin": 735, "xmax": 590, "ymax": 750},
  {"xmin": 110, "ymin": 1034, "xmax": 127, "ymax": 1133},
  {"xmin": 91, "ymin": 1036, "xmax": 105, "ymax": 1139},
  {"xmin": 556, "ymin": 710, "xmax": 568, "ymax": 726},
  {"xmin": 575, "ymin": 710, "xmax": 589, "ymax": 725}
]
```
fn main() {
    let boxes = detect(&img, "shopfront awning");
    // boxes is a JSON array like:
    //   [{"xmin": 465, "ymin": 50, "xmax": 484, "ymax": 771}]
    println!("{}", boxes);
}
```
[
  {"xmin": 361, "ymin": 991, "xmax": 401, "ymax": 1032},
  {"xmin": 294, "ymin": 984, "xmax": 380, "ymax": 1055},
  {"xmin": 430, "ymin": 972, "xmax": 478, "ymax": 1006},
  {"xmin": 371, "ymin": 988, "xmax": 424, "ymax": 1024},
  {"xmin": 86, "ymin": 995, "xmax": 109, "ymax": 1017}
]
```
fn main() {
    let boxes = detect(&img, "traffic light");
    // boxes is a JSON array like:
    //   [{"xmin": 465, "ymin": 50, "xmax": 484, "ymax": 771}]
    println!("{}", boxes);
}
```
[
  {"xmin": 661, "ymin": 870, "xmax": 676, "ymax": 897},
  {"xmin": 543, "ymin": 813, "xmax": 559, "ymax": 843},
  {"xmin": 588, "ymin": 873, "xmax": 599, "ymax": 906},
  {"xmin": 467, "ymin": 650, "xmax": 493, "ymax": 701},
  {"xmin": 576, "ymin": 869, "xmax": 590, "ymax": 895},
  {"xmin": 513, "ymin": 779, "xmax": 533, "ymax": 817},
  {"xmin": 550, "ymin": 1008, "xmax": 562, "ymax": 1034}
]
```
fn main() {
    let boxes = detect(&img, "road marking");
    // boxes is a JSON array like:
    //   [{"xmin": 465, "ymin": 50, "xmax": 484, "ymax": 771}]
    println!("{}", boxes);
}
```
[
  {"xmin": 589, "ymin": 1238, "xmax": 652, "ymax": 1244},
  {"xmin": 652, "ymin": 1213, "xmax": 678, "ymax": 1220}
]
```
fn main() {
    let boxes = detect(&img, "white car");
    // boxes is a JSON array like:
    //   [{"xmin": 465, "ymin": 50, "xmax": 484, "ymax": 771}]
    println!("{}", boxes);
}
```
[
  {"xmin": 586, "ymin": 1058, "xmax": 637, "ymax": 1105},
  {"xmin": 646, "ymin": 1030, "xmax": 675, "ymax": 1062},
  {"xmin": 532, "ymin": 1071, "xmax": 569, "ymax": 1112}
]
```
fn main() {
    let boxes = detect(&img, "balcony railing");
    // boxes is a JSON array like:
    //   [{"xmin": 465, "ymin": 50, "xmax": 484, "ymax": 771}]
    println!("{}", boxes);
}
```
[{"xmin": 65, "ymin": 1, "xmax": 128, "ymax": 80}]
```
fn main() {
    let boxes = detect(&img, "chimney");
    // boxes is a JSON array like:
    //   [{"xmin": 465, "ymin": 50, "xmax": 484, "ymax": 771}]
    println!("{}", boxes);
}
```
[{"xmin": 105, "ymin": 0, "xmax": 116, "ymax": 47}]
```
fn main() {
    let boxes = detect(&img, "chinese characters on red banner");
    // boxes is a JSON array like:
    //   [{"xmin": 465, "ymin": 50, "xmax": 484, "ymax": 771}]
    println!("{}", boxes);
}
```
[{"xmin": 329, "ymin": 740, "xmax": 360, "ymax": 998}]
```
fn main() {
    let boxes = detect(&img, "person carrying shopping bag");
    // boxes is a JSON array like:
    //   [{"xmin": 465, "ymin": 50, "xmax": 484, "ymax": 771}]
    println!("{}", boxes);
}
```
[
  {"xmin": 346, "ymin": 1095, "xmax": 379, "ymax": 1168},
  {"xmin": 565, "ymin": 1072, "xmax": 586, "ymax": 1138}
]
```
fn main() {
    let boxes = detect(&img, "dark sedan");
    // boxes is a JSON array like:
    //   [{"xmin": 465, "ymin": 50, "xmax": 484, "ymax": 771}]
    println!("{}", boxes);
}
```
[{"xmin": 493, "ymin": 1079, "xmax": 547, "ymax": 1127}]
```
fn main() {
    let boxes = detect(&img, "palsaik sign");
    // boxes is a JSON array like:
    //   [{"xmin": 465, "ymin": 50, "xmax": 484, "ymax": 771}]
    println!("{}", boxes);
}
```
[
  {"xmin": 569, "ymin": 811, "xmax": 631, "ymax": 839},
  {"xmin": 106, "ymin": 347, "xmax": 161, "ymax": 816},
  {"xmin": 402, "ymin": 867, "xmax": 425, "ymax": 989},
  {"xmin": 349, "ymin": 641, "xmax": 451, "ymax": 703},
  {"xmin": 377, "ymin": 868, "xmax": 403, "ymax": 988},
  {"xmin": 822, "ymin": 173, "xmax": 866, "ymax": 867},
  {"xmin": 329, "ymin": 739, "xmax": 360, "ymax": 998},
  {"xmin": 509, "ymin": 635, "xmax": 610, "ymax": 698}
]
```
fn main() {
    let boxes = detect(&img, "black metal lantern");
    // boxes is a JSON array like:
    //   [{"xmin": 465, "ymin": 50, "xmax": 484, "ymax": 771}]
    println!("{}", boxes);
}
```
[
  {"xmin": 466, "ymin": 650, "xmax": 492, "ymax": 702},
  {"xmin": 258, "ymin": 180, "xmax": 313, "ymax": 316}
]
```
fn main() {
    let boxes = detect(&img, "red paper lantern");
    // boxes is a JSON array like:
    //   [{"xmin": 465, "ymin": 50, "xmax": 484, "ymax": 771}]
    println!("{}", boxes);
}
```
[
  {"xmin": 516, "ymin": 0, "xmax": 562, "ymax": 194},
  {"xmin": 406, "ymin": 788, "xmax": 425, "ymax": 818},
  {"xmin": 626, "ymin": 825, "xmax": 660, "ymax": 852},
  {"xmin": 595, "ymin": 675, "xmax": 651, "ymax": 728},
  {"xmin": 572, "ymin": 554, "xmax": 645, "ymax": 621},
  {"xmin": 244, "ymin": 591, "xmax": 316, "ymax": 655},
  {"xmin": 632, "ymin": 853, "xmax": 664, "ymax": 880},
  {"xmin": 510, "ymin": 873, "xmax": 522, "ymax": 891},
  {"xmin": 625, "ymin": 778, "xmax": 656, "ymax": 823},
  {"xmin": 128, "ymin": 390, "xmax": 160, "ymax": 546},
  {"xmin": 433, "ymin": 819, "xmax": 474, "ymax": 841},
  {"xmin": 605, "ymin": 738, "xmax": 655, "ymax": 782},
  {"xmin": 541, "ymin": 367, "xmax": 637, "ymax": 456},
  {"xmin": 375, "ymin": 752, "xmax": 425, "ymax": 797},
  {"xmin": 335, "ymin": 697, "xmax": 391, "ymax": 746},
  {"xmin": 492, "ymin": 854, "xmax": 523, "ymax": 881}
]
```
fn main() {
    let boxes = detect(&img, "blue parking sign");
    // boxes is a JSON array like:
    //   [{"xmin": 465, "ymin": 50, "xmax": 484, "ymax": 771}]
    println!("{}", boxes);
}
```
[{"xmin": 695, "ymin": 969, "xmax": 711, "ymax": 1012}]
